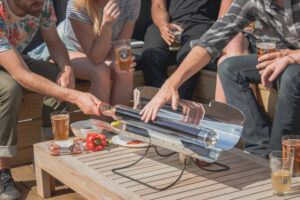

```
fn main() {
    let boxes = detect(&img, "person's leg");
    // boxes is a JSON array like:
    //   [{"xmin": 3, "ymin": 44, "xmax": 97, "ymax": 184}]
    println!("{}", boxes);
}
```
[
  {"xmin": 140, "ymin": 24, "xmax": 175, "ymax": 88},
  {"xmin": 0, "ymin": 69, "xmax": 22, "ymax": 199},
  {"xmin": 219, "ymin": 54, "xmax": 271, "ymax": 156},
  {"xmin": 68, "ymin": 51, "xmax": 111, "ymax": 121},
  {"xmin": 215, "ymin": 33, "xmax": 250, "ymax": 103},
  {"xmin": 215, "ymin": 75, "xmax": 226, "ymax": 103},
  {"xmin": 68, "ymin": 51, "xmax": 111, "ymax": 104},
  {"xmin": 270, "ymin": 64, "xmax": 300, "ymax": 151},
  {"xmin": 22, "ymin": 55, "xmax": 70, "ymax": 139},
  {"xmin": 110, "ymin": 63, "xmax": 133, "ymax": 106}
]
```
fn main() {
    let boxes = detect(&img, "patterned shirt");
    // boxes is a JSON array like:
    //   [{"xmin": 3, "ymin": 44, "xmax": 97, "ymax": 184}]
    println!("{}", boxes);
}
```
[
  {"xmin": 192, "ymin": 0, "xmax": 300, "ymax": 60},
  {"xmin": 0, "ymin": 0, "xmax": 56, "ymax": 53},
  {"xmin": 63, "ymin": 0, "xmax": 141, "ymax": 52}
]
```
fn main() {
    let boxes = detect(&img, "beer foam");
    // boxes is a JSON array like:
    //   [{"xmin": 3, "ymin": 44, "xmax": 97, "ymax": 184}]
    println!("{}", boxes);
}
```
[{"xmin": 256, "ymin": 42, "xmax": 276, "ymax": 49}]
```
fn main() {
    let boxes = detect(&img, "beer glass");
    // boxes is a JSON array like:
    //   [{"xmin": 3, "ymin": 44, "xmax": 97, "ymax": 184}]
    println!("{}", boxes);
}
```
[
  {"xmin": 114, "ymin": 39, "xmax": 132, "ymax": 71},
  {"xmin": 256, "ymin": 39, "xmax": 277, "ymax": 58},
  {"xmin": 169, "ymin": 23, "xmax": 183, "ymax": 51},
  {"xmin": 51, "ymin": 111, "xmax": 70, "ymax": 141},
  {"xmin": 269, "ymin": 150, "xmax": 293, "ymax": 196},
  {"xmin": 282, "ymin": 135, "xmax": 300, "ymax": 176}
]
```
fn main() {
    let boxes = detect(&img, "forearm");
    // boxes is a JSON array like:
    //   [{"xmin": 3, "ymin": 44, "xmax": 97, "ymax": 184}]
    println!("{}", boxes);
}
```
[
  {"xmin": 285, "ymin": 50, "xmax": 300, "ymax": 63},
  {"xmin": 152, "ymin": 4, "xmax": 169, "ymax": 28},
  {"xmin": 89, "ymin": 23, "xmax": 113, "ymax": 64},
  {"xmin": 167, "ymin": 46, "xmax": 211, "ymax": 88},
  {"xmin": 117, "ymin": 21, "xmax": 135, "ymax": 40},
  {"xmin": 20, "ymin": 71, "xmax": 77, "ymax": 103},
  {"xmin": 1, "ymin": 50, "xmax": 78, "ymax": 103},
  {"xmin": 48, "ymin": 39, "xmax": 72, "ymax": 71}
]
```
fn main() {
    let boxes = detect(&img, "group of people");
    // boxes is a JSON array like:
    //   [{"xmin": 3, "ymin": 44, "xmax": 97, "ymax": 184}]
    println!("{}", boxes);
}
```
[{"xmin": 0, "ymin": 0, "xmax": 299, "ymax": 199}]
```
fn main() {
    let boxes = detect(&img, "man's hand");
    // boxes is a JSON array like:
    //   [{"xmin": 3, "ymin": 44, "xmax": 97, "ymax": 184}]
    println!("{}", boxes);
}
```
[
  {"xmin": 159, "ymin": 23, "xmax": 176, "ymax": 45},
  {"xmin": 113, "ymin": 56, "xmax": 136, "ymax": 73},
  {"xmin": 257, "ymin": 50, "xmax": 289, "ymax": 74},
  {"xmin": 261, "ymin": 56, "xmax": 295, "ymax": 88},
  {"xmin": 75, "ymin": 92, "xmax": 102, "ymax": 116},
  {"xmin": 140, "ymin": 79, "xmax": 179, "ymax": 123},
  {"xmin": 57, "ymin": 66, "xmax": 75, "ymax": 89},
  {"xmin": 102, "ymin": 0, "xmax": 120, "ymax": 25}
]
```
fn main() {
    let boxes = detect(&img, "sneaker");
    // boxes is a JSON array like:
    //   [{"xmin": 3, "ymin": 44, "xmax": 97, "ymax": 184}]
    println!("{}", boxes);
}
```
[{"xmin": 0, "ymin": 169, "xmax": 21, "ymax": 200}]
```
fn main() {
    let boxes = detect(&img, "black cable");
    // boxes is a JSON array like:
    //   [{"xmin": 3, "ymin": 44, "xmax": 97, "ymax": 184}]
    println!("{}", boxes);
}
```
[
  {"xmin": 112, "ymin": 144, "xmax": 187, "ymax": 191},
  {"xmin": 192, "ymin": 158, "xmax": 229, "ymax": 172},
  {"xmin": 154, "ymin": 145, "xmax": 177, "ymax": 157}
]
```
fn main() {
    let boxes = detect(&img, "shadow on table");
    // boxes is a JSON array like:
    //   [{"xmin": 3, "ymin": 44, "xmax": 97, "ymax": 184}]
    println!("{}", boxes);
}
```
[{"xmin": 115, "ymin": 146, "xmax": 270, "ymax": 191}]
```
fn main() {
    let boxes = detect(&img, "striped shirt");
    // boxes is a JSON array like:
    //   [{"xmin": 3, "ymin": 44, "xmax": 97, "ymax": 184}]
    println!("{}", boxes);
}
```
[
  {"xmin": 63, "ymin": 0, "xmax": 140, "ymax": 52},
  {"xmin": 192, "ymin": 0, "xmax": 300, "ymax": 60}
]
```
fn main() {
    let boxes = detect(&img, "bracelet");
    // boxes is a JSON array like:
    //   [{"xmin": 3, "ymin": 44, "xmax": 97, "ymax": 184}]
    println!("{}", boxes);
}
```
[{"xmin": 286, "ymin": 55, "xmax": 297, "ymax": 64}]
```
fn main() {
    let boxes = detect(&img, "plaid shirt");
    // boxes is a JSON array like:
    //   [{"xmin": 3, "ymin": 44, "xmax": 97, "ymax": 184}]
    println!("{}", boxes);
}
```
[{"xmin": 191, "ymin": 0, "xmax": 300, "ymax": 60}]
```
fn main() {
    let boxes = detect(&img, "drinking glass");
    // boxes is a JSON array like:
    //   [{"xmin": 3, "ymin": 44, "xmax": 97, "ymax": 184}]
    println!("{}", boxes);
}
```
[
  {"xmin": 50, "ymin": 111, "xmax": 70, "ymax": 141},
  {"xmin": 269, "ymin": 150, "xmax": 294, "ymax": 196},
  {"xmin": 256, "ymin": 39, "xmax": 277, "ymax": 58},
  {"xmin": 282, "ymin": 135, "xmax": 300, "ymax": 177},
  {"xmin": 169, "ymin": 23, "xmax": 183, "ymax": 51},
  {"xmin": 114, "ymin": 39, "xmax": 132, "ymax": 71}
]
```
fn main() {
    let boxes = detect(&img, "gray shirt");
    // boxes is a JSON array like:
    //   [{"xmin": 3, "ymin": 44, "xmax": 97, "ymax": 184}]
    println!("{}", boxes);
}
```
[
  {"xmin": 191, "ymin": 0, "xmax": 300, "ymax": 61},
  {"xmin": 63, "ymin": 0, "xmax": 140, "ymax": 52}
]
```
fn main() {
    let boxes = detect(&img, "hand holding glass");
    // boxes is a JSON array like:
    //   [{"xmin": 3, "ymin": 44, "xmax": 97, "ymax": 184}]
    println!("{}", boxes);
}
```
[
  {"xmin": 168, "ymin": 23, "xmax": 183, "ymax": 51},
  {"xmin": 114, "ymin": 39, "xmax": 132, "ymax": 71}
]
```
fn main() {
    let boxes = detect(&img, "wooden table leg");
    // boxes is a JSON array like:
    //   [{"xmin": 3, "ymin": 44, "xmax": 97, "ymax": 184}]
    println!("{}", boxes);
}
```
[{"xmin": 35, "ymin": 164, "xmax": 53, "ymax": 198}]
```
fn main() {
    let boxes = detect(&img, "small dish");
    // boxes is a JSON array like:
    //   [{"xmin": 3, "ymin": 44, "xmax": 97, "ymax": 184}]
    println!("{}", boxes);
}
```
[
  {"xmin": 111, "ymin": 135, "xmax": 148, "ymax": 148},
  {"xmin": 70, "ymin": 120, "xmax": 103, "ymax": 139}
]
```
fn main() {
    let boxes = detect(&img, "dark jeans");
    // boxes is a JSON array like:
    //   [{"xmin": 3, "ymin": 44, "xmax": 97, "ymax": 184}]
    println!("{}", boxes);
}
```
[
  {"xmin": 140, "ymin": 23, "xmax": 215, "ymax": 100},
  {"xmin": 219, "ymin": 54, "xmax": 300, "ymax": 153}
]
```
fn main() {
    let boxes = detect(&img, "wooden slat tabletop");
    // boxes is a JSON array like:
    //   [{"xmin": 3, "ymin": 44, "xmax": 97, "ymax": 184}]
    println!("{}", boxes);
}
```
[{"xmin": 34, "ymin": 142, "xmax": 300, "ymax": 200}]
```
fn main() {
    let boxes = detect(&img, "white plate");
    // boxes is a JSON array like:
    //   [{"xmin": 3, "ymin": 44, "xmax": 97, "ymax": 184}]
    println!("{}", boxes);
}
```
[
  {"xmin": 112, "ymin": 135, "xmax": 148, "ymax": 148},
  {"xmin": 70, "ymin": 120, "xmax": 103, "ymax": 139}
]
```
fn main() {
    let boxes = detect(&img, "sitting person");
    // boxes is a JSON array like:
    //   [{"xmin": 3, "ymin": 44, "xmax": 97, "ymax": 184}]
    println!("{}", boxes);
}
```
[
  {"xmin": 30, "ymin": 0, "xmax": 140, "ymax": 109},
  {"xmin": 215, "ymin": 0, "xmax": 250, "ymax": 103},
  {"xmin": 141, "ymin": 0, "xmax": 300, "ymax": 156},
  {"xmin": 0, "ymin": 0, "xmax": 101, "ymax": 199},
  {"xmin": 214, "ymin": 0, "xmax": 281, "ymax": 156},
  {"xmin": 140, "ymin": 0, "xmax": 221, "ymax": 100}
]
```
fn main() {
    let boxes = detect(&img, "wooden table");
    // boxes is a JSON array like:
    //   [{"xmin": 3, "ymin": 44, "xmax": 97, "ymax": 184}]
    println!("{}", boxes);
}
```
[{"xmin": 34, "ymin": 141, "xmax": 300, "ymax": 200}]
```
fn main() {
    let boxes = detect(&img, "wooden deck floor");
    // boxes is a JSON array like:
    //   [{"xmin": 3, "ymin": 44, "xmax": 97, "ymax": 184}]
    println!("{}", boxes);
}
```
[{"xmin": 11, "ymin": 164, "xmax": 85, "ymax": 200}]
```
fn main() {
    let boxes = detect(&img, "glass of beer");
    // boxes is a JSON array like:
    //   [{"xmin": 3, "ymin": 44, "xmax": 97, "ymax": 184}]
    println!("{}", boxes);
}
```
[
  {"xmin": 50, "ymin": 111, "xmax": 70, "ymax": 141},
  {"xmin": 282, "ymin": 135, "xmax": 300, "ymax": 177},
  {"xmin": 256, "ymin": 39, "xmax": 277, "ymax": 58},
  {"xmin": 114, "ymin": 39, "xmax": 132, "ymax": 71},
  {"xmin": 169, "ymin": 23, "xmax": 183, "ymax": 51},
  {"xmin": 269, "ymin": 150, "xmax": 293, "ymax": 196}
]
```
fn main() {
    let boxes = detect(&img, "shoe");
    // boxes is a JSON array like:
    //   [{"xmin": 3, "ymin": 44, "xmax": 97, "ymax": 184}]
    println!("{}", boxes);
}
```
[{"xmin": 0, "ymin": 169, "xmax": 21, "ymax": 200}]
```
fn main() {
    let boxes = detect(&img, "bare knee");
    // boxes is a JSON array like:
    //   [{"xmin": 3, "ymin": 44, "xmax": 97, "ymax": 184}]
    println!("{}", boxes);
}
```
[{"xmin": 90, "ymin": 63, "xmax": 111, "ymax": 81}]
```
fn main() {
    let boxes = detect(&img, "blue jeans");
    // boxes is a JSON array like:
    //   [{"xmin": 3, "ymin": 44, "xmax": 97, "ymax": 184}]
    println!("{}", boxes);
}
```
[{"xmin": 219, "ymin": 54, "xmax": 300, "ymax": 154}]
